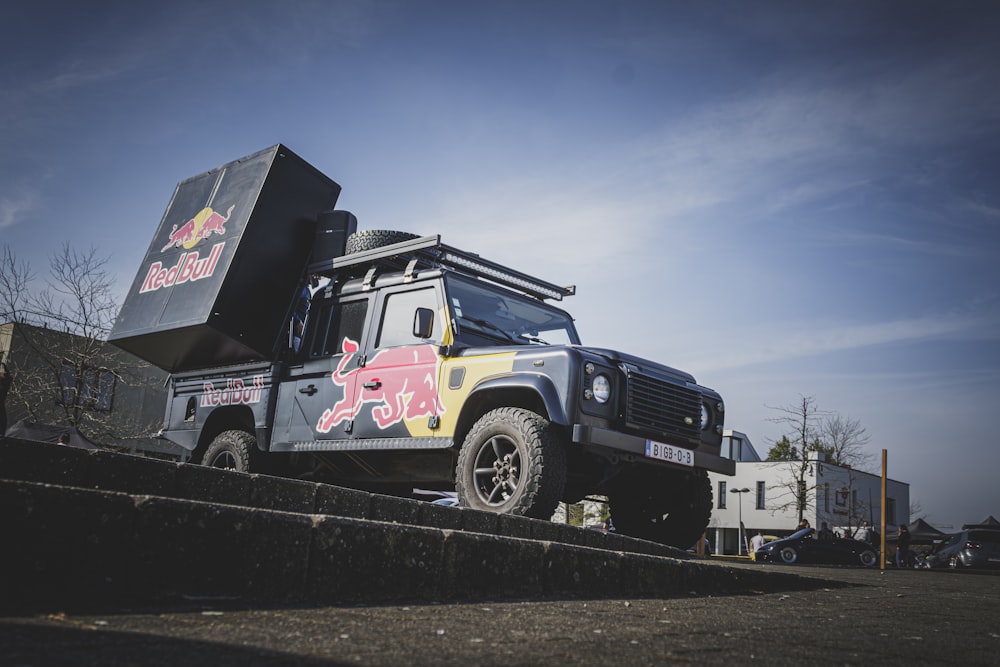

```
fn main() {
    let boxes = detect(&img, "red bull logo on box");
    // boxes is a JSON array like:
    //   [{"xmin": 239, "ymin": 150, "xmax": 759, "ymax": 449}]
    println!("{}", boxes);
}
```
[
  {"xmin": 161, "ymin": 205, "xmax": 234, "ymax": 252},
  {"xmin": 317, "ymin": 338, "xmax": 445, "ymax": 433},
  {"xmin": 138, "ymin": 204, "xmax": 234, "ymax": 294}
]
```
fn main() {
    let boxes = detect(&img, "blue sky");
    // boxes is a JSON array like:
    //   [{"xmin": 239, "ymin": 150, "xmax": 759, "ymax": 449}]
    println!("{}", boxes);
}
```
[{"xmin": 3, "ymin": 0, "xmax": 999, "ymax": 528}]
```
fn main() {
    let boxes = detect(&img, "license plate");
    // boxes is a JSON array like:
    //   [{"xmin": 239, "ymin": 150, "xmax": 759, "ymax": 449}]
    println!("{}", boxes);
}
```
[{"xmin": 644, "ymin": 439, "xmax": 694, "ymax": 467}]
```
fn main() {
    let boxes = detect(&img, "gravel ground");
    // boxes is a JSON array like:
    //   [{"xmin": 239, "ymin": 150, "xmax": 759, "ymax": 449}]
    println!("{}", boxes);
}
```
[{"xmin": 2, "ymin": 563, "xmax": 998, "ymax": 666}]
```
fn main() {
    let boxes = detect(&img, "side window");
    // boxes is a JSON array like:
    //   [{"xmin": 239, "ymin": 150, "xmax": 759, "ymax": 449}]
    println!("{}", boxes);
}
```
[
  {"xmin": 58, "ymin": 362, "xmax": 116, "ymax": 412},
  {"xmin": 309, "ymin": 299, "xmax": 369, "ymax": 357},
  {"xmin": 376, "ymin": 288, "xmax": 438, "ymax": 349}
]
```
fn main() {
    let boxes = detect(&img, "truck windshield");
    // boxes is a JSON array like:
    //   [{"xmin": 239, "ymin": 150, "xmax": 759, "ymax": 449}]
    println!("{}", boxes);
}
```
[{"xmin": 445, "ymin": 275, "xmax": 580, "ymax": 346}]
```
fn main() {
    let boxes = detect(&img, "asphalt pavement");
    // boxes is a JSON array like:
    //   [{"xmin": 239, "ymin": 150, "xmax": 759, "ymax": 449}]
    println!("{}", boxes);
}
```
[{"xmin": 2, "ymin": 563, "xmax": 997, "ymax": 666}]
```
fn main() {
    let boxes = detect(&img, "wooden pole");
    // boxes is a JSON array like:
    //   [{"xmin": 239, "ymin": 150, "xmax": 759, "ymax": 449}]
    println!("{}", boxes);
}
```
[{"xmin": 881, "ymin": 449, "xmax": 888, "ymax": 570}]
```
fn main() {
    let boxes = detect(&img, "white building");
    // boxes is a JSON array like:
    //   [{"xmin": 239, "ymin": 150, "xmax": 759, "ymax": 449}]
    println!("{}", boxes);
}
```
[{"xmin": 706, "ymin": 430, "xmax": 910, "ymax": 555}]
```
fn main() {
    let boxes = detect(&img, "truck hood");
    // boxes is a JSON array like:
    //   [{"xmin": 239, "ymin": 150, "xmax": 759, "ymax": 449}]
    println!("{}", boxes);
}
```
[
  {"xmin": 450, "ymin": 343, "xmax": 698, "ymax": 385},
  {"xmin": 576, "ymin": 346, "xmax": 697, "ymax": 384}
]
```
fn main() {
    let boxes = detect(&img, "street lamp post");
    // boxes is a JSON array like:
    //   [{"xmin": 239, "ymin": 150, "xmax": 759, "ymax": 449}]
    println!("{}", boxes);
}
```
[{"xmin": 730, "ymin": 487, "xmax": 751, "ymax": 555}]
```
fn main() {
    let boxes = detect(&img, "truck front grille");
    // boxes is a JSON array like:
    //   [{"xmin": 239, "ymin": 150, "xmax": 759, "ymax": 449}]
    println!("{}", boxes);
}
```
[{"xmin": 624, "ymin": 370, "xmax": 702, "ymax": 446}]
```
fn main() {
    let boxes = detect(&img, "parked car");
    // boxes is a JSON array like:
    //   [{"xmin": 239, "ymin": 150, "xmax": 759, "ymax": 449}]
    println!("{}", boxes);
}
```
[
  {"xmin": 919, "ymin": 530, "xmax": 1000, "ymax": 570},
  {"xmin": 754, "ymin": 528, "xmax": 878, "ymax": 567}
]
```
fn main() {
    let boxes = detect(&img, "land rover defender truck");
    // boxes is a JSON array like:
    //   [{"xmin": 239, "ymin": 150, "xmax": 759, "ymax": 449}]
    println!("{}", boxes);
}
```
[{"xmin": 110, "ymin": 145, "xmax": 734, "ymax": 548}]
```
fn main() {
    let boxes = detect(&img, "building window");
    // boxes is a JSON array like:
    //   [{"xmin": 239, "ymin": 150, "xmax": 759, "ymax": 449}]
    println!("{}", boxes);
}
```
[
  {"xmin": 835, "ymin": 486, "xmax": 847, "ymax": 506},
  {"xmin": 58, "ymin": 362, "xmax": 115, "ymax": 412},
  {"xmin": 824, "ymin": 483, "xmax": 830, "ymax": 512},
  {"xmin": 718, "ymin": 481, "xmax": 727, "ymax": 509},
  {"xmin": 886, "ymin": 498, "xmax": 896, "ymax": 525},
  {"xmin": 755, "ymin": 481, "xmax": 766, "ymax": 510}
]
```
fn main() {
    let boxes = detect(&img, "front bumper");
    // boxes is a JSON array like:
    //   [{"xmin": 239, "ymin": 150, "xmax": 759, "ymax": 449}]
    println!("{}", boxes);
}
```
[{"xmin": 571, "ymin": 424, "xmax": 736, "ymax": 476}]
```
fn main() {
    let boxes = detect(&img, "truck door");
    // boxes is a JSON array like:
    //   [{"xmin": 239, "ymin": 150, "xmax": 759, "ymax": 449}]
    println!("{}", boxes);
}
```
[
  {"xmin": 349, "ymin": 285, "xmax": 445, "ymax": 441},
  {"xmin": 273, "ymin": 295, "xmax": 371, "ymax": 443}
]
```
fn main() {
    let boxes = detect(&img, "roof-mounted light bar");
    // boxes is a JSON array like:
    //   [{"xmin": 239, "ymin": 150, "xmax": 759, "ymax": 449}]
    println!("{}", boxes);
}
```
[{"xmin": 319, "ymin": 234, "xmax": 576, "ymax": 301}]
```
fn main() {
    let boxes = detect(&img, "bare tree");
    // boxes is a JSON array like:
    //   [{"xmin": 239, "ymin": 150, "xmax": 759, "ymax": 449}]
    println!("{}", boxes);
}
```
[
  {"xmin": 1, "ymin": 243, "xmax": 159, "ymax": 440},
  {"xmin": 764, "ymin": 395, "xmax": 828, "ymax": 523},
  {"xmin": 817, "ymin": 413, "xmax": 876, "ymax": 537},
  {"xmin": 819, "ymin": 414, "xmax": 874, "ymax": 472}
]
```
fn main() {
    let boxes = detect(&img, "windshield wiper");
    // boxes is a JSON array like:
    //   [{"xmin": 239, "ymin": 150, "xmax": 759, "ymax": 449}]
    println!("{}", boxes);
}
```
[
  {"xmin": 518, "ymin": 333, "xmax": 550, "ymax": 345},
  {"xmin": 461, "ymin": 317, "xmax": 517, "ymax": 343}
]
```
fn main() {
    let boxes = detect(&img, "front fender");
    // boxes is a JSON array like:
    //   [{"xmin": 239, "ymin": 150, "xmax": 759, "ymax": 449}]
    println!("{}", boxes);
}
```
[{"xmin": 459, "ymin": 373, "xmax": 570, "ymax": 432}]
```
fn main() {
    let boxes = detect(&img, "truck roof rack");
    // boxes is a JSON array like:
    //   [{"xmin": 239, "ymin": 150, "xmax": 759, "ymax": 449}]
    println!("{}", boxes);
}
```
[{"xmin": 310, "ymin": 234, "xmax": 576, "ymax": 301}]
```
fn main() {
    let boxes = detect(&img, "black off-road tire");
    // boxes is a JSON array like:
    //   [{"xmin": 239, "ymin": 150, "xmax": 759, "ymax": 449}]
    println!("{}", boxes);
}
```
[
  {"xmin": 201, "ymin": 430, "xmax": 257, "ymax": 472},
  {"xmin": 608, "ymin": 467, "xmax": 712, "ymax": 549},
  {"xmin": 344, "ymin": 230, "xmax": 420, "ymax": 254},
  {"xmin": 455, "ymin": 407, "xmax": 566, "ymax": 519}
]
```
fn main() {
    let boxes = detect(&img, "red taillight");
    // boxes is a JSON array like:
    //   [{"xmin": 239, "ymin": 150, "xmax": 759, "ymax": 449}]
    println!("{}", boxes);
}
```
[{"xmin": 965, "ymin": 541, "xmax": 982, "ymax": 550}]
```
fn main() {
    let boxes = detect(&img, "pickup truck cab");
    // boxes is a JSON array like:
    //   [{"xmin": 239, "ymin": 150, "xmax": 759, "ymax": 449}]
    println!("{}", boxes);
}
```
[{"xmin": 166, "ymin": 232, "xmax": 732, "ymax": 547}]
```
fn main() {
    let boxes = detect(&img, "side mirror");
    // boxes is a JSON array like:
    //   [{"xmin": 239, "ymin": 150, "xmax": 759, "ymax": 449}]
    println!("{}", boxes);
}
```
[{"xmin": 413, "ymin": 308, "xmax": 434, "ymax": 339}]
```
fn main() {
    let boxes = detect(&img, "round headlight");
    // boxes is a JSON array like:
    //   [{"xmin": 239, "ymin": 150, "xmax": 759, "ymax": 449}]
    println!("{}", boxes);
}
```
[
  {"xmin": 701, "ymin": 403, "xmax": 709, "ymax": 429},
  {"xmin": 592, "ymin": 374, "xmax": 611, "ymax": 404}
]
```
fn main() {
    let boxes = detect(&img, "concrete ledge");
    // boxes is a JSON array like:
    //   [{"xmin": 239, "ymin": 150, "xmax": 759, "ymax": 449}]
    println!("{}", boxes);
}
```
[
  {"xmin": 543, "ymin": 542, "xmax": 626, "ymax": 598},
  {"xmin": 175, "ymin": 463, "xmax": 253, "ymax": 506},
  {"xmin": 309, "ymin": 517, "xmax": 446, "ymax": 604},
  {"xmin": 1, "ymin": 481, "xmax": 136, "ymax": 610},
  {"xmin": 0, "ymin": 477, "xmax": 822, "ymax": 613},
  {"xmin": 441, "ymin": 530, "xmax": 547, "ymax": 601},
  {"xmin": 131, "ymin": 495, "xmax": 314, "ymax": 604},
  {"xmin": 0, "ymin": 437, "xmax": 690, "ymax": 561}
]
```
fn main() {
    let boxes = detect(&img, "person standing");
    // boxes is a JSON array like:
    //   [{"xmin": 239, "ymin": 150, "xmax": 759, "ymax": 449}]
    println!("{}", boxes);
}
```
[
  {"xmin": 292, "ymin": 274, "xmax": 320, "ymax": 352},
  {"xmin": 895, "ymin": 524, "xmax": 912, "ymax": 568},
  {"xmin": 750, "ymin": 530, "xmax": 766, "ymax": 560},
  {"xmin": 858, "ymin": 521, "xmax": 873, "ymax": 544},
  {"xmin": 818, "ymin": 521, "xmax": 835, "ymax": 542},
  {"xmin": 0, "ymin": 358, "xmax": 11, "ymax": 437}
]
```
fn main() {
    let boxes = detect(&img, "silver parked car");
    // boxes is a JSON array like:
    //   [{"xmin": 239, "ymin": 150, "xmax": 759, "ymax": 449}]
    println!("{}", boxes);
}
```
[{"xmin": 920, "ymin": 530, "xmax": 1000, "ymax": 569}]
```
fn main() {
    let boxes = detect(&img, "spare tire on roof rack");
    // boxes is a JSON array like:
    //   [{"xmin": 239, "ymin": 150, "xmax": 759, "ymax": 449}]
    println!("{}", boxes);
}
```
[{"xmin": 345, "ymin": 229, "xmax": 420, "ymax": 254}]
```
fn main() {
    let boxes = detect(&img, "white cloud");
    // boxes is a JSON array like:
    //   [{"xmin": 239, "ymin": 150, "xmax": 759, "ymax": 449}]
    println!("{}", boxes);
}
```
[
  {"xmin": 681, "ymin": 309, "xmax": 996, "ymax": 374},
  {"xmin": 0, "ymin": 186, "xmax": 37, "ymax": 229}
]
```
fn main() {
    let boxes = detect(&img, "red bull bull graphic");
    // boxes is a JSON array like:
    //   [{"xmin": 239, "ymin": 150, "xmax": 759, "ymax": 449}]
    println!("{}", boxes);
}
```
[
  {"xmin": 200, "ymin": 374, "xmax": 265, "ymax": 407},
  {"xmin": 138, "ymin": 204, "xmax": 234, "ymax": 294},
  {"xmin": 161, "ymin": 205, "xmax": 234, "ymax": 252},
  {"xmin": 139, "ymin": 242, "xmax": 225, "ymax": 293},
  {"xmin": 316, "ymin": 338, "xmax": 445, "ymax": 433}
]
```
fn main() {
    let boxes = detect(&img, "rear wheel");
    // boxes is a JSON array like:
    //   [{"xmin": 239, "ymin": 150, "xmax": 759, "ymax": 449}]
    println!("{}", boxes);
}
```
[
  {"xmin": 608, "ymin": 467, "xmax": 712, "ymax": 549},
  {"xmin": 455, "ymin": 408, "xmax": 566, "ymax": 519},
  {"xmin": 201, "ymin": 430, "xmax": 257, "ymax": 472}
]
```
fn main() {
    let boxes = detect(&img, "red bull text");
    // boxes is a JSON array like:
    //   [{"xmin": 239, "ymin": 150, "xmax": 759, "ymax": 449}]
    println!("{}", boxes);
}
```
[
  {"xmin": 140, "ymin": 242, "xmax": 225, "ymax": 293},
  {"xmin": 201, "ymin": 375, "xmax": 265, "ymax": 407}
]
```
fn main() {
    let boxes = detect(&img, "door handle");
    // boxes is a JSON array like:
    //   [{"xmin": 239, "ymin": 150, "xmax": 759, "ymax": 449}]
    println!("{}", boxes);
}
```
[
  {"xmin": 363, "ymin": 380, "xmax": 382, "ymax": 390},
  {"xmin": 299, "ymin": 384, "xmax": 318, "ymax": 396}
]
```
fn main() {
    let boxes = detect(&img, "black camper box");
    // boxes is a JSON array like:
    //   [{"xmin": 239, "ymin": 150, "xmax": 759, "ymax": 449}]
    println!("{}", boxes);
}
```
[{"xmin": 110, "ymin": 145, "xmax": 342, "ymax": 372}]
